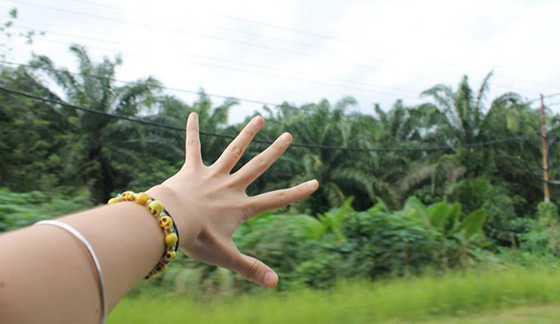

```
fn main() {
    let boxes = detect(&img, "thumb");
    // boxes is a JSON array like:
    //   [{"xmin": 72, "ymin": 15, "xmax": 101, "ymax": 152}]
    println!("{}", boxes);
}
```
[{"xmin": 233, "ymin": 254, "xmax": 278, "ymax": 288}]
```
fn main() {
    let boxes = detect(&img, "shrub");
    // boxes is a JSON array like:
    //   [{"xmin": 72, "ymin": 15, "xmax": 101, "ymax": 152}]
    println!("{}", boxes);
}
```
[
  {"xmin": 0, "ymin": 187, "xmax": 92, "ymax": 231},
  {"xmin": 448, "ymin": 178, "xmax": 516, "ymax": 245},
  {"xmin": 519, "ymin": 202, "xmax": 560, "ymax": 256}
]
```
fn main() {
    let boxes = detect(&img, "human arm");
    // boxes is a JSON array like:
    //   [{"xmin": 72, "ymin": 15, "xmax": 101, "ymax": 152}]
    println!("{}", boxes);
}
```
[{"xmin": 0, "ymin": 113, "xmax": 319, "ymax": 323}]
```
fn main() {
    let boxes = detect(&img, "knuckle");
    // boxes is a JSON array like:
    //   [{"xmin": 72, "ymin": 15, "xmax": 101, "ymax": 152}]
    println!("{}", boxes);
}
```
[
  {"xmin": 256, "ymin": 157, "xmax": 268, "ymax": 169},
  {"xmin": 246, "ymin": 259, "xmax": 261, "ymax": 281},
  {"xmin": 230, "ymin": 145, "xmax": 243, "ymax": 158},
  {"xmin": 225, "ymin": 179, "xmax": 237, "ymax": 189}
]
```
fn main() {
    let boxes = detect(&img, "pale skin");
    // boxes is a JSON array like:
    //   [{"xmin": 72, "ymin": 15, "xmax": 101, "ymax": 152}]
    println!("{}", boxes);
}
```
[{"xmin": 0, "ymin": 113, "xmax": 319, "ymax": 324}]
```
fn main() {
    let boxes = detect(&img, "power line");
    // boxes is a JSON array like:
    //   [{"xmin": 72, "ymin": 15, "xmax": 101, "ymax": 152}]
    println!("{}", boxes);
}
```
[
  {"xmin": 13, "ymin": 35, "xmax": 421, "ymax": 99},
  {"xmin": 0, "ymin": 60, "xmax": 284, "ymax": 107},
  {"xmin": 0, "ymin": 85, "xmax": 530, "ymax": 152},
  {"xmin": 220, "ymin": 15, "xmax": 560, "ymax": 90},
  {"xmin": 13, "ymin": 18, "xmax": 515, "ymax": 95},
  {"xmin": 9, "ymin": 26, "xmax": 421, "ymax": 97},
  {"xmin": 25, "ymin": 0, "xmax": 560, "ymax": 90},
  {"xmin": 518, "ymin": 144, "xmax": 560, "ymax": 186},
  {"xmin": 528, "ymin": 92, "xmax": 560, "ymax": 103},
  {"xmin": 10, "ymin": 0, "xmax": 560, "ymax": 93},
  {"xmin": 4, "ymin": 58, "xmax": 557, "ymax": 135},
  {"xmin": 6, "ymin": 60, "xmax": 555, "ymax": 116},
  {"xmin": 543, "ymin": 92, "xmax": 560, "ymax": 99}
]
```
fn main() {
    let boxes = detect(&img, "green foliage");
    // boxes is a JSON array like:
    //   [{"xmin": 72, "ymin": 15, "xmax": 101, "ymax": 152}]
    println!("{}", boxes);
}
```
[
  {"xmin": 404, "ymin": 197, "xmax": 487, "ymax": 268},
  {"xmin": 0, "ymin": 187, "xmax": 92, "ymax": 231},
  {"xmin": 448, "ymin": 178, "xmax": 517, "ymax": 245},
  {"xmin": 110, "ymin": 268, "xmax": 560, "ymax": 323},
  {"xmin": 2, "ymin": 44, "xmax": 556, "ymax": 217},
  {"xmin": 519, "ymin": 202, "xmax": 560, "ymax": 256},
  {"xmin": 28, "ymin": 46, "xmax": 162, "ymax": 202},
  {"xmin": 537, "ymin": 201, "xmax": 559, "ymax": 224},
  {"xmin": 0, "ymin": 66, "xmax": 69, "ymax": 192},
  {"xmin": 151, "ymin": 198, "xmax": 486, "ymax": 294},
  {"xmin": 339, "ymin": 199, "xmax": 439, "ymax": 278},
  {"xmin": 2, "ymin": 44, "xmax": 560, "ymax": 302}
]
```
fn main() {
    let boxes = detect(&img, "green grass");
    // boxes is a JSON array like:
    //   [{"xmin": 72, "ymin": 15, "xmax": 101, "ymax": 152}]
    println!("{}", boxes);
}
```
[
  {"xmin": 108, "ymin": 268, "xmax": 560, "ymax": 323},
  {"xmin": 419, "ymin": 306, "xmax": 560, "ymax": 324}
]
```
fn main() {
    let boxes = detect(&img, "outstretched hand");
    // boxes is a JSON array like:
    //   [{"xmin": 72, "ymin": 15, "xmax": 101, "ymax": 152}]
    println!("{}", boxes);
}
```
[{"xmin": 147, "ymin": 113, "xmax": 319, "ymax": 288}]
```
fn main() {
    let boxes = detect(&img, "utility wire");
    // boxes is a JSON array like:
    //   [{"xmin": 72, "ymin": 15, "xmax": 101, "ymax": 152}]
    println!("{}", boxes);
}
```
[
  {"xmin": 10, "ymin": 0, "xmax": 560, "ymax": 92},
  {"xmin": 528, "ymin": 92, "xmax": 560, "ymax": 103},
  {"xmin": 5, "ymin": 60, "xmax": 557, "ymax": 117},
  {"xmin": 518, "ymin": 141, "xmax": 560, "ymax": 185},
  {"xmin": 0, "ymin": 85, "xmax": 530, "ymax": 152},
  {"xmin": 13, "ymin": 35, "xmax": 421, "ymax": 99},
  {"xmin": 1, "ymin": 60, "xmax": 284, "ymax": 107},
  {"xmin": 12, "ymin": 20, "xmax": 527, "ymax": 95},
  {"xmin": 8, "ymin": 28, "xmax": 421, "ymax": 97}
]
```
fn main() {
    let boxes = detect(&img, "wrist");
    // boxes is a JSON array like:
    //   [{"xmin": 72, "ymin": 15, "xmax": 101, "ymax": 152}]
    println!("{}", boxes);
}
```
[{"xmin": 146, "ymin": 184, "xmax": 197, "ymax": 249}]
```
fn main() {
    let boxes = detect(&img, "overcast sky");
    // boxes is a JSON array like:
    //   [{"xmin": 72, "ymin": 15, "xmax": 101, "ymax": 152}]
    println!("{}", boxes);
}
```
[{"xmin": 3, "ymin": 0, "xmax": 560, "ymax": 124}]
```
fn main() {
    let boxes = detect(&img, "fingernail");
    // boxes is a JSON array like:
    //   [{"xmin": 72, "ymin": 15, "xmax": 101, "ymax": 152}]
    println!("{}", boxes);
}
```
[
  {"xmin": 252, "ymin": 116, "xmax": 264, "ymax": 126},
  {"xmin": 280, "ymin": 132, "xmax": 292, "ymax": 143},
  {"xmin": 190, "ymin": 112, "xmax": 198, "ymax": 121},
  {"xmin": 263, "ymin": 272, "xmax": 278, "ymax": 287},
  {"xmin": 307, "ymin": 179, "xmax": 319, "ymax": 190}
]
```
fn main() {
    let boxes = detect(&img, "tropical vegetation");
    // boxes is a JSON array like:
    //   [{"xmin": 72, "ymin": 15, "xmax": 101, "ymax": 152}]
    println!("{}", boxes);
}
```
[{"xmin": 2, "ymin": 17, "xmax": 560, "ymax": 322}]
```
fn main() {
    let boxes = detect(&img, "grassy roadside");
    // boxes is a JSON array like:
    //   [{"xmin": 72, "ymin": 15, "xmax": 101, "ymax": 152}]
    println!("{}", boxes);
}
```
[
  {"xmin": 108, "ymin": 268, "xmax": 560, "ymax": 323},
  {"xmin": 418, "ymin": 306, "xmax": 560, "ymax": 324}
]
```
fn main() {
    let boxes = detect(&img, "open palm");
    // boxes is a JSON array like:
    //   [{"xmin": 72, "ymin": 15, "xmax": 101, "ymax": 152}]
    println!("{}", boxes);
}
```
[{"xmin": 150, "ymin": 113, "xmax": 319, "ymax": 288}]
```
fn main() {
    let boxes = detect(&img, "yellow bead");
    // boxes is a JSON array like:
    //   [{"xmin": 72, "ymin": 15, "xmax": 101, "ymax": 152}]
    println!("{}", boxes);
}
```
[
  {"xmin": 159, "ymin": 215, "xmax": 173, "ymax": 230},
  {"xmin": 165, "ymin": 233, "xmax": 178, "ymax": 247},
  {"xmin": 121, "ymin": 191, "xmax": 135, "ymax": 201},
  {"xmin": 148, "ymin": 200, "xmax": 164, "ymax": 217},
  {"xmin": 164, "ymin": 250, "xmax": 176, "ymax": 263},
  {"xmin": 107, "ymin": 197, "xmax": 121, "ymax": 205},
  {"xmin": 135, "ymin": 192, "xmax": 151, "ymax": 205},
  {"xmin": 155, "ymin": 263, "xmax": 168, "ymax": 274}
]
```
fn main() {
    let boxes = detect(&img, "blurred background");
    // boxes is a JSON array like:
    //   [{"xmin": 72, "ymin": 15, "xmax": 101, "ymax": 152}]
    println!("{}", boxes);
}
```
[{"xmin": 1, "ymin": 1, "xmax": 560, "ymax": 323}]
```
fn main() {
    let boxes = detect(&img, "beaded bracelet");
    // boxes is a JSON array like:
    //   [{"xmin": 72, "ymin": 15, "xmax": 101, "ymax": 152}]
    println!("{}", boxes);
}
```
[{"xmin": 108, "ymin": 191, "xmax": 180, "ymax": 279}]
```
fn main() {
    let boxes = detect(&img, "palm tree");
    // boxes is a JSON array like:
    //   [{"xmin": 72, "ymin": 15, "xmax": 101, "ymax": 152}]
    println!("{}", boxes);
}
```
[
  {"xmin": 404, "ymin": 73, "xmax": 551, "ymax": 242},
  {"xmin": 253, "ymin": 98, "xmax": 402, "ymax": 213},
  {"xmin": 408, "ymin": 72, "xmax": 533, "ymax": 183},
  {"xmin": 29, "ymin": 45, "xmax": 162, "ymax": 202},
  {"xmin": 148, "ymin": 91, "xmax": 238, "ymax": 165}
]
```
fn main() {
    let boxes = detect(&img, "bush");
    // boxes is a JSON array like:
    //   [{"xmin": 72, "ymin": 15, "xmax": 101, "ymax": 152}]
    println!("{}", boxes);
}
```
[
  {"xmin": 0, "ymin": 187, "xmax": 92, "ymax": 231},
  {"xmin": 448, "ymin": 178, "xmax": 516, "ymax": 245},
  {"xmin": 157, "ymin": 198, "xmax": 487, "ymax": 295},
  {"xmin": 340, "ymin": 202, "xmax": 439, "ymax": 279},
  {"xmin": 519, "ymin": 202, "xmax": 560, "ymax": 256},
  {"xmin": 0, "ymin": 187, "xmax": 489, "ymax": 296}
]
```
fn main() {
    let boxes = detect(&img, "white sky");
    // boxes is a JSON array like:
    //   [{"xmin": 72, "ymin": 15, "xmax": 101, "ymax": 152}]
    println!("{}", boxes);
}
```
[{"xmin": 2, "ymin": 0, "xmax": 560, "ymax": 124}]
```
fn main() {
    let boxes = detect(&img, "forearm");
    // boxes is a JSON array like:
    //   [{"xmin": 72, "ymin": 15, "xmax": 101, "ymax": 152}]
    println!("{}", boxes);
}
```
[
  {"xmin": 0, "ymin": 193, "xmax": 168, "ymax": 324},
  {"xmin": 0, "ymin": 114, "xmax": 318, "ymax": 323}
]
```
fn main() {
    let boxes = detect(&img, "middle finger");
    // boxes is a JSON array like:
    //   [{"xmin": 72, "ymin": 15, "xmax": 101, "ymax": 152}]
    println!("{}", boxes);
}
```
[
  {"xmin": 233, "ymin": 132, "xmax": 292, "ymax": 187},
  {"xmin": 213, "ymin": 116, "xmax": 264, "ymax": 173}
]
